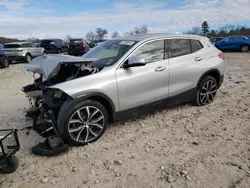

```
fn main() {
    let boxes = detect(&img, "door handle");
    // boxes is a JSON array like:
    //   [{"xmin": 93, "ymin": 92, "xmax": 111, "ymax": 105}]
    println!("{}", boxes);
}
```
[
  {"xmin": 155, "ymin": 66, "xmax": 166, "ymax": 72},
  {"xmin": 195, "ymin": 57, "xmax": 203, "ymax": 61}
]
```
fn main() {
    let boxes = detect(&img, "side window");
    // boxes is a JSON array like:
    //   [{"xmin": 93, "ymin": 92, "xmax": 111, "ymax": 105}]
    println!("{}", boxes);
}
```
[
  {"xmin": 234, "ymin": 37, "xmax": 245, "ymax": 41},
  {"xmin": 191, "ymin": 40, "xmax": 204, "ymax": 53},
  {"xmin": 60, "ymin": 40, "xmax": 66, "ymax": 45},
  {"xmin": 21, "ymin": 43, "xmax": 32, "ymax": 48},
  {"xmin": 131, "ymin": 40, "xmax": 164, "ymax": 64},
  {"xmin": 54, "ymin": 40, "xmax": 60, "ymax": 46},
  {"xmin": 169, "ymin": 39, "xmax": 191, "ymax": 58}
]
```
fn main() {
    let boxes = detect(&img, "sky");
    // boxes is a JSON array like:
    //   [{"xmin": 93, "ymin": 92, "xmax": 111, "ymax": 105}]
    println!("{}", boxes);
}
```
[{"xmin": 0, "ymin": 0, "xmax": 250, "ymax": 39}]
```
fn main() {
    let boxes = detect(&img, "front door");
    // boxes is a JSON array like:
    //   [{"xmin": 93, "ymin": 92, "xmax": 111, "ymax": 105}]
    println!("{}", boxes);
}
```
[{"xmin": 115, "ymin": 39, "xmax": 169, "ymax": 111}]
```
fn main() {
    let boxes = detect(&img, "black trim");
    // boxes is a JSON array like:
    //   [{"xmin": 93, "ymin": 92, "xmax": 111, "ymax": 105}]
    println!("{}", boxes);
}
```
[
  {"xmin": 113, "ymin": 88, "xmax": 196, "ymax": 123},
  {"xmin": 218, "ymin": 75, "xmax": 224, "ymax": 88}
]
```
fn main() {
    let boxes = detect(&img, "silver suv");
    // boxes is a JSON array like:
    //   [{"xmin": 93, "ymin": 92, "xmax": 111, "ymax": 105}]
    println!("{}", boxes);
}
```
[
  {"xmin": 24, "ymin": 34, "xmax": 227, "ymax": 145},
  {"xmin": 4, "ymin": 42, "xmax": 45, "ymax": 63}
]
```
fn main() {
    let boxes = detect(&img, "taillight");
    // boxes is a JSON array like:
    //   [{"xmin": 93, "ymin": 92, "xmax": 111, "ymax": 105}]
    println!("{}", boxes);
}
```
[
  {"xmin": 218, "ymin": 52, "xmax": 225, "ymax": 60},
  {"xmin": 67, "ymin": 42, "xmax": 70, "ymax": 48},
  {"xmin": 81, "ymin": 40, "xmax": 84, "ymax": 47}
]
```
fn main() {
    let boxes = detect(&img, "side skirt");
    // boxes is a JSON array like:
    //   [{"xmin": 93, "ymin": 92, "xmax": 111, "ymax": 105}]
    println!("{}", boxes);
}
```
[{"xmin": 113, "ymin": 88, "xmax": 197, "ymax": 123}]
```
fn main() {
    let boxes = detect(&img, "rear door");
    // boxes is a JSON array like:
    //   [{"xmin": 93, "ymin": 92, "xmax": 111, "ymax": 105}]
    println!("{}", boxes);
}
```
[
  {"xmin": 31, "ymin": 43, "xmax": 42, "ymax": 56},
  {"xmin": 232, "ymin": 36, "xmax": 245, "ymax": 49},
  {"xmin": 116, "ymin": 39, "xmax": 169, "ymax": 111},
  {"xmin": 22, "ymin": 43, "xmax": 34, "ymax": 56},
  {"xmin": 168, "ymin": 38, "xmax": 206, "ymax": 97}
]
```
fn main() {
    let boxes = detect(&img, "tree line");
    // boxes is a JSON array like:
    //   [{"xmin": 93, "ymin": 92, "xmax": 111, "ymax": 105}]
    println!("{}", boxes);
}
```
[
  {"xmin": 0, "ymin": 25, "xmax": 149, "ymax": 44},
  {"xmin": 2, "ymin": 22, "xmax": 250, "ymax": 44},
  {"xmin": 185, "ymin": 21, "xmax": 250, "ymax": 38}
]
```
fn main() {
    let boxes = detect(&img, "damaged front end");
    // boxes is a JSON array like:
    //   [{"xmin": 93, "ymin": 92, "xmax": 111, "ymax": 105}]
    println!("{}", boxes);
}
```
[{"xmin": 22, "ymin": 54, "xmax": 102, "ymax": 138}]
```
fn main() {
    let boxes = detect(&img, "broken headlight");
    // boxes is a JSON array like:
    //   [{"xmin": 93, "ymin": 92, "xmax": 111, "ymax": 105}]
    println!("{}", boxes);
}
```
[{"xmin": 53, "ymin": 89, "xmax": 64, "ymax": 99}]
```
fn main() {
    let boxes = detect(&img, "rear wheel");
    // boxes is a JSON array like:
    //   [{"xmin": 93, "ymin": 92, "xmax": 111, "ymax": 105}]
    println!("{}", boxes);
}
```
[
  {"xmin": 24, "ymin": 53, "xmax": 32, "ymax": 63},
  {"xmin": 57, "ymin": 99, "xmax": 108, "ymax": 146},
  {"xmin": 241, "ymin": 45, "xmax": 248, "ymax": 52},
  {"xmin": 193, "ymin": 76, "xmax": 218, "ymax": 106},
  {"xmin": 57, "ymin": 49, "xmax": 62, "ymax": 54},
  {"xmin": 1, "ymin": 58, "xmax": 9, "ymax": 68}
]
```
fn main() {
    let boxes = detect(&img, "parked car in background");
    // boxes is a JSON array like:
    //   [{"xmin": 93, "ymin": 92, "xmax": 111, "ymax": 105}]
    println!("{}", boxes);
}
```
[
  {"xmin": 40, "ymin": 39, "xmax": 68, "ymax": 54},
  {"xmin": 24, "ymin": 34, "xmax": 227, "ymax": 145},
  {"xmin": 4, "ymin": 42, "xmax": 46, "ymax": 63},
  {"xmin": 210, "ymin": 37, "xmax": 224, "ymax": 45},
  {"xmin": 215, "ymin": 36, "xmax": 250, "ymax": 52},
  {"xmin": 0, "ymin": 48, "xmax": 9, "ymax": 68},
  {"xmin": 0, "ymin": 44, "xmax": 4, "ymax": 49},
  {"xmin": 68, "ymin": 38, "xmax": 90, "ymax": 56}
]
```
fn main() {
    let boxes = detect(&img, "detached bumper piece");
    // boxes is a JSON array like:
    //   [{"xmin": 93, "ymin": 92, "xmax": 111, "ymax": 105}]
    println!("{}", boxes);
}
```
[
  {"xmin": 31, "ymin": 137, "xmax": 69, "ymax": 157},
  {"xmin": 31, "ymin": 102, "xmax": 69, "ymax": 156}
]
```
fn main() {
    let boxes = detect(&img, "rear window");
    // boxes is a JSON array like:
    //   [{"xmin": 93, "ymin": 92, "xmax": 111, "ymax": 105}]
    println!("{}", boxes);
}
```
[
  {"xmin": 40, "ymin": 40, "xmax": 53, "ymax": 45},
  {"xmin": 70, "ymin": 39, "xmax": 82, "ymax": 45},
  {"xmin": 4, "ymin": 44, "xmax": 21, "ymax": 48},
  {"xmin": 191, "ymin": 40, "xmax": 204, "ymax": 52}
]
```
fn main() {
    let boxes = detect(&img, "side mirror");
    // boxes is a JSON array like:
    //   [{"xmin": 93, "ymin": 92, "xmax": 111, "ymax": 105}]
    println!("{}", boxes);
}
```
[{"xmin": 123, "ymin": 56, "xmax": 146, "ymax": 68}]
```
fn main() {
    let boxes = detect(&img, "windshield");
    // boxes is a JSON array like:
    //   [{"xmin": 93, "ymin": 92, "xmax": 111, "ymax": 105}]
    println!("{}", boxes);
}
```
[{"xmin": 83, "ymin": 40, "xmax": 137, "ymax": 66}]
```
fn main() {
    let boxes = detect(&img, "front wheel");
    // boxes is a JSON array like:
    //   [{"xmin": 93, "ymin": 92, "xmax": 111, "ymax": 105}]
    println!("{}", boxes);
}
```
[
  {"xmin": 0, "ymin": 155, "xmax": 19, "ymax": 174},
  {"xmin": 193, "ymin": 76, "xmax": 218, "ymax": 106},
  {"xmin": 57, "ymin": 99, "xmax": 108, "ymax": 146},
  {"xmin": 241, "ymin": 45, "xmax": 248, "ymax": 52}
]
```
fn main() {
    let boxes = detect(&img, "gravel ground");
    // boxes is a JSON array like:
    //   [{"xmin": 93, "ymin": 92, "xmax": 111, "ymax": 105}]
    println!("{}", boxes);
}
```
[{"xmin": 0, "ymin": 53, "xmax": 249, "ymax": 188}]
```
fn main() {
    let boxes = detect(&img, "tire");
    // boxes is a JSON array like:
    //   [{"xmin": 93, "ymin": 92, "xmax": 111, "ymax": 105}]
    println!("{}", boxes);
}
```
[
  {"xmin": 193, "ymin": 76, "xmax": 218, "ymax": 106},
  {"xmin": 241, "ymin": 45, "xmax": 248, "ymax": 52},
  {"xmin": 57, "ymin": 49, "xmax": 62, "ymax": 54},
  {"xmin": 1, "ymin": 58, "xmax": 9, "ymax": 68},
  {"xmin": 57, "ymin": 99, "xmax": 108, "ymax": 146},
  {"xmin": 0, "ymin": 155, "xmax": 19, "ymax": 174},
  {"xmin": 24, "ymin": 53, "xmax": 32, "ymax": 63}
]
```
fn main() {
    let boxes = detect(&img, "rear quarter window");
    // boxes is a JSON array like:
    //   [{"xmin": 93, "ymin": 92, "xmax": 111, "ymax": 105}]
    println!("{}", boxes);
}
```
[{"xmin": 191, "ymin": 40, "xmax": 204, "ymax": 53}]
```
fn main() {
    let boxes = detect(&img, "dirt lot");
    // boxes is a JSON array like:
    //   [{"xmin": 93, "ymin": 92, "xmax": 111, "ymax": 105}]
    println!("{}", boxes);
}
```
[{"xmin": 0, "ymin": 53, "xmax": 249, "ymax": 188}]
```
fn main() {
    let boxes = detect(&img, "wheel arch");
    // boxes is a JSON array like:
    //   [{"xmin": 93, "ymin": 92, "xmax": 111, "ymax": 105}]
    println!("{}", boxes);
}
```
[
  {"xmin": 197, "ymin": 69, "xmax": 221, "ymax": 88},
  {"xmin": 74, "ymin": 92, "xmax": 116, "ymax": 123}
]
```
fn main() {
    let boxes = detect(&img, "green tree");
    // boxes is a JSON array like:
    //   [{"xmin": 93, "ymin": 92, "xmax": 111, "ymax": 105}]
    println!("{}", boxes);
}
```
[{"xmin": 201, "ymin": 21, "xmax": 209, "ymax": 36}]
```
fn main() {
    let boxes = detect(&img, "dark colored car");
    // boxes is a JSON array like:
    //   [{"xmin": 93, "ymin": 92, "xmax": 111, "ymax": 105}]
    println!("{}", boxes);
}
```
[
  {"xmin": 0, "ymin": 48, "xmax": 9, "ymax": 68},
  {"xmin": 215, "ymin": 36, "xmax": 250, "ymax": 52},
  {"xmin": 40, "ymin": 39, "xmax": 68, "ymax": 54},
  {"xmin": 67, "ymin": 39, "xmax": 90, "ymax": 56}
]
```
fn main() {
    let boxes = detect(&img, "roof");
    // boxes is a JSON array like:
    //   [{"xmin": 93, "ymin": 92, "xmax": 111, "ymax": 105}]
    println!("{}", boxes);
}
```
[
  {"xmin": 113, "ymin": 33, "xmax": 208, "ymax": 42},
  {"xmin": 4, "ymin": 41, "xmax": 30, "ymax": 45}
]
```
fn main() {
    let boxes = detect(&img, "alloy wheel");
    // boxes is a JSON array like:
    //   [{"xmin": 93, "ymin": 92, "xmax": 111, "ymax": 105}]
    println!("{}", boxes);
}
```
[
  {"xmin": 68, "ymin": 106, "xmax": 105, "ymax": 143},
  {"xmin": 27, "ymin": 55, "xmax": 31, "ymax": 63},
  {"xmin": 199, "ymin": 80, "xmax": 217, "ymax": 105},
  {"xmin": 241, "ymin": 46, "xmax": 248, "ymax": 52}
]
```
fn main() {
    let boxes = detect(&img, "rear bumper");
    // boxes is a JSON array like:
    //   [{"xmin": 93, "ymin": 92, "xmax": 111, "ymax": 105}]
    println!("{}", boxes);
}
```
[
  {"xmin": 218, "ymin": 75, "xmax": 224, "ymax": 88},
  {"xmin": 68, "ymin": 49, "xmax": 86, "ymax": 56}
]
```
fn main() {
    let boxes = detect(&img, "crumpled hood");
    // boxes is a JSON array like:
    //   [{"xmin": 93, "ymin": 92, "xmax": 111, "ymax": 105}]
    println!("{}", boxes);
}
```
[{"xmin": 24, "ymin": 54, "xmax": 98, "ymax": 80}]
